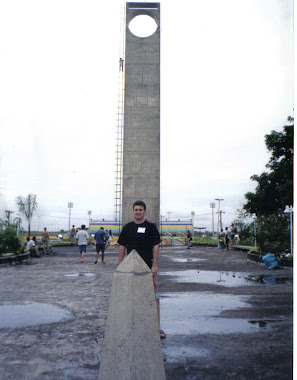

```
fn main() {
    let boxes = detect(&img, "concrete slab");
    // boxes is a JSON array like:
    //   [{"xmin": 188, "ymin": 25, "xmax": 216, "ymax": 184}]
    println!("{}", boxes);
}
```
[{"xmin": 0, "ymin": 245, "xmax": 292, "ymax": 380}]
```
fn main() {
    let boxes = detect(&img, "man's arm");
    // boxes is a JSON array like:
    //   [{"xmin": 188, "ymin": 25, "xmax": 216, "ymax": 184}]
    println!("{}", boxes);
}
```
[
  {"xmin": 118, "ymin": 245, "xmax": 126, "ymax": 264},
  {"xmin": 151, "ymin": 244, "xmax": 160, "ymax": 276}
]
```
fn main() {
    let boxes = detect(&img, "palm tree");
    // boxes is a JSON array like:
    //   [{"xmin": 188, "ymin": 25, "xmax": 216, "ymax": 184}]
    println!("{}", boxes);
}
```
[{"xmin": 16, "ymin": 194, "xmax": 38, "ymax": 237}]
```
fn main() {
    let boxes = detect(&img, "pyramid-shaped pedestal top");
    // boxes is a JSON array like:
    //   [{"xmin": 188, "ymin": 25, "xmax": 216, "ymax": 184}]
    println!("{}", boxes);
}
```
[{"xmin": 116, "ymin": 250, "xmax": 151, "ymax": 273}]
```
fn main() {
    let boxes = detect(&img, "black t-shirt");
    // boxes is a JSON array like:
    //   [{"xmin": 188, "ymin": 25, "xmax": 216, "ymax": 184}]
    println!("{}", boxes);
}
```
[{"xmin": 118, "ymin": 220, "xmax": 161, "ymax": 268}]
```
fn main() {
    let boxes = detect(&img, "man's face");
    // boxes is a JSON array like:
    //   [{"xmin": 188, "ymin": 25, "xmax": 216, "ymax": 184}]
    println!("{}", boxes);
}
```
[{"xmin": 133, "ymin": 205, "xmax": 146, "ymax": 221}]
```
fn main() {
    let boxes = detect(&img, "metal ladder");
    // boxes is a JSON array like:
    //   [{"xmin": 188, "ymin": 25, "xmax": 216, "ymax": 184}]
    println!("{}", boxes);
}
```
[{"xmin": 114, "ymin": 4, "xmax": 126, "ymax": 233}]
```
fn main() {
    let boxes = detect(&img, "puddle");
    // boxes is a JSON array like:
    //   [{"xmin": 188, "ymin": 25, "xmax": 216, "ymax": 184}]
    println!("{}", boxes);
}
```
[
  {"xmin": 64, "ymin": 272, "xmax": 96, "ymax": 277},
  {"xmin": 160, "ymin": 270, "xmax": 254, "ymax": 287},
  {"xmin": 160, "ymin": 293, "xmax": 276, "ymax": 335},
  {"xmin": 0, "ymin": 302, "xmax": 73, "ymax": 328},
  {"xmin": 170, "ymin": 258, "xmax": 204, "ymax": 263},
  {"xmin": 160, "ymin": 270, "xmax": 291, "ymax": 287},
  {"xmin": 245, "ymin": 274, "xmax": 291, "ymax": 285}
]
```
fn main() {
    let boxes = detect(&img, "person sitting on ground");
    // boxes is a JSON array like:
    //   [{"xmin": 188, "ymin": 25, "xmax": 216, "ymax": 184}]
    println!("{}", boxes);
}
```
[
  {"xmin": 25, "ymin": 236, "xmax": 40, "ymax": 257},
  {"xmin": 234, "ymin": 234, "xmax": 240, "ymax": 245}
]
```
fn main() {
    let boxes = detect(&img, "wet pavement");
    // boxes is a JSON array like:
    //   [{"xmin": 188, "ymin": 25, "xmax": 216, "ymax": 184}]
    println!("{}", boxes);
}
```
[{"xmin": 0, "ymin": 244, "xmax": 293, "ymax": 379}]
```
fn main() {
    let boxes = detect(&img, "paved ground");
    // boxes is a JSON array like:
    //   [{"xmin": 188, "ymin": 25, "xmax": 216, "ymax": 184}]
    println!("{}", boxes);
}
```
[{"xmin": 0, "ymin": 244, "xmax": 293, "ymax": 380}]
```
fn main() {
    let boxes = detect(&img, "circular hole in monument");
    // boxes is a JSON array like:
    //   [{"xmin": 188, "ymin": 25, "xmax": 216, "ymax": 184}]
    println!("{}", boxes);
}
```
[{"xmin": 128, "ymin": 15, "xmax": 158, "ymax": 38}]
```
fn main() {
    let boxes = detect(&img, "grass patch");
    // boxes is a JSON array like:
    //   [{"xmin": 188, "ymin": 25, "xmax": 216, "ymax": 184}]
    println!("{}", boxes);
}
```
[{"xmin": 192, "ymin": 236, "xmax": 218, "ymax": 247}]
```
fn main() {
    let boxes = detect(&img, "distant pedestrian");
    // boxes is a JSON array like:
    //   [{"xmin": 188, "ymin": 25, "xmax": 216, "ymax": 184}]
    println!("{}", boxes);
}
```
[
  {"xmin": 76, "ymin": 225, "xmax": 89, "ymax": 263},
  {"xmin": 119, "ymin": 57, "xmax": 124, "ymax": 71},
  {"xmin": 105, "ymin": 230, "xmax": 109, "ymax": 245},
  {"xmin": 94, "ymin": 227, "xmax": 108, "ymax": 264},
  {"xmin": 225, "ymin": 227, "xmax": 230, "ymax": 251},
  {"xmin": 185, "ymin": 230, "xmax": 192, "ymax": 249},
  {"xmin": 42, "ymin": 227, "xmax": 50, "ymax": 255},
  {"xmin": 230, "ymin": 223, "xmax": 238, "ymax": 243},
  {"xmin": 70, "ymin": 225, "xmax": 76, "ymax": 244},
  {"xmin": 219, "ymin": 229, "xmax": 225, "ymax": 251},
  {"xmin": 106, "ymin": 229, "xmax": 113, "ymax": 248}
]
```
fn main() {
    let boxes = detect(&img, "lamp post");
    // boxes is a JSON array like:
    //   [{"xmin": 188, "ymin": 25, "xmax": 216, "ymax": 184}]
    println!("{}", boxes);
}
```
[
  {"xmin": 88, "ymin": 211, "xmax": 92, "ymax": 228},
  {"xmin": 284, "ymin": 205, "xmax": 293, "ymax": 255},
  {"xmin": 68, "ymin": 202, "xmax": 73, "ymax": 231},
  {"xmin": 191, "ymin": 211, "xmax": 195, "ymax": 237},
  {"xmin": 215, "ymin": 198, "xmax": 224, "ymax": 236},
  {"xmin": 210, "ymin": 203, "xmax": 215, "ymax": 236}
]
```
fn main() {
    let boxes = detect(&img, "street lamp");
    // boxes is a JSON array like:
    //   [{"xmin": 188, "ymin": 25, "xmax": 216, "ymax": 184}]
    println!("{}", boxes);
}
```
[
  {"xmin": 210, "ymin": 203, "xmax": 215, "ymax": 236},
  {"xmin": 215, "ymin": 198, "xmax": 224, "ymax": 236},
  {"xmin": 88, "ymin": 211, "xmax": 92, "ymax": 228},
  {"xmin": 284, "ymin": 205, "xmax": 294, "ymax": 255},
  {"xmin": 191, "ymin": 211, "xmax": 195, "ymax": 237},
  {"xmin": 37, "ymin": 214, "xmax": 41, "ymax": 232},
  {"xmin": 68, "ymin": 202, "xmax": 73, "ymax": 231}
]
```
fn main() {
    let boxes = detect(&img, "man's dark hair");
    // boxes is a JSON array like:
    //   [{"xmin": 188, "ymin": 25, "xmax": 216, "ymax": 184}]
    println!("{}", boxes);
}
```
[
  {"xmin": 133, "ymin": 200, "xmax": 146, "ymax": 210},
  {"xmin": 81, "ymin": 225, "xmax": 86, "ymax": 229},
  {"xmin": 100, "ymin": 227, "xmax": 104, "ymax": 230}
]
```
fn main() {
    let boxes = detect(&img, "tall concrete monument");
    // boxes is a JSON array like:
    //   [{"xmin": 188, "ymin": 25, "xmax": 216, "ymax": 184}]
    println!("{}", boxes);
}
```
[{"xmin": 122, "ymin": 2, "xmax": 160, "ymax": 228}]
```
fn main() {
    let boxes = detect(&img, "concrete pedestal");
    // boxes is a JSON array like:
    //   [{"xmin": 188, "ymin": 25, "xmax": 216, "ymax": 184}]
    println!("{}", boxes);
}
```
[{"xmin": 98, "ymin": 250, "xmax": 166, "ymax": 380}]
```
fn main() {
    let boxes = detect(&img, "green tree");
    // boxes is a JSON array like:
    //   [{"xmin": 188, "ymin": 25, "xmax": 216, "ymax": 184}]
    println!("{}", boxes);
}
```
[
  {"xmin": 0, "ymin": 223, "xmax": 22, "ymax": 254},
  {"xmin": 243, "ymin": 117, "xmax": 293, "ymax": 253},
  {"xmin": 244, "ymin": 120, "xmax": 293, "ymax": 216},
  {"xmin": 16, "ymin": 194, "xmax": 38, "ymax": 237},
  {"xmin": 232, "ymin": 210, "xmax": 255, "ymax": 247}
]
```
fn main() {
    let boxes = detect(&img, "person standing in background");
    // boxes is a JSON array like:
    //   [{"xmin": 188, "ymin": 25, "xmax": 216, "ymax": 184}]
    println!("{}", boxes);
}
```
[
  {"xmin": 76, "ymin": 225, "xmax": 89, "ymax": 263},
  {"xmin": 42, "ymin": 227, "xmax": 50, "ymax": 255}
]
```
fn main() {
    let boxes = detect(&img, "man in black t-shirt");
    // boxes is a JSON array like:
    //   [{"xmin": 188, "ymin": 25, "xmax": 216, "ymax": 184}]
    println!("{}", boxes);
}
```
[
  {"xmin": 118, "ymin": 201, "xmax": 161, "ymax": 275},
  {"xmin": 118, "ymin": 200, "xmax": 165, "ymax": 339}
]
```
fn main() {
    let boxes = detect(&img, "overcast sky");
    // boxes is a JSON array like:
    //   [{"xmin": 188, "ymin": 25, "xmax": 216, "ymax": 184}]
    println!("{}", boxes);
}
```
[{"xmin": 0, "ymin": 0, "xmax": 294, "ymax": 232}]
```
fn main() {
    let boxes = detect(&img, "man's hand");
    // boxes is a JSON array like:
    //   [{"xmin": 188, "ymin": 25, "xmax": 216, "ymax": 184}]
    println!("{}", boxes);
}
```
[
  {"xmin": 152, "ymin": 244, "xmax": 159, "ymax": 277},
  {"xmin": 151, "ymin": 264, "xmax": 158, "ymax": 277}
]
